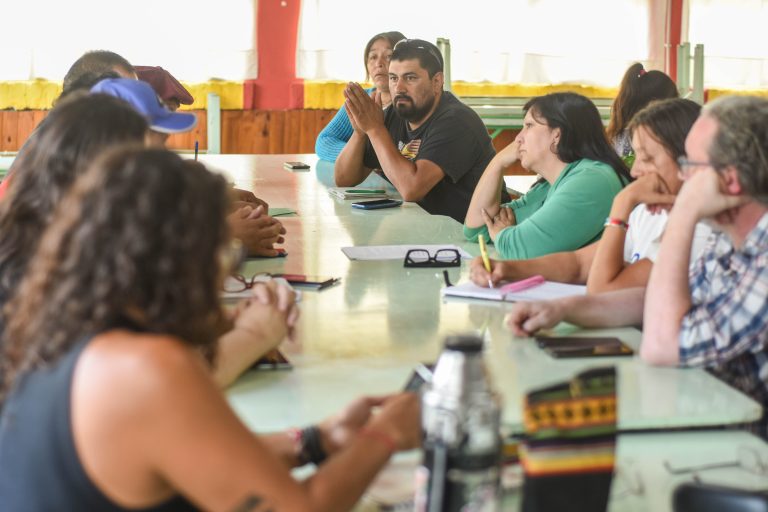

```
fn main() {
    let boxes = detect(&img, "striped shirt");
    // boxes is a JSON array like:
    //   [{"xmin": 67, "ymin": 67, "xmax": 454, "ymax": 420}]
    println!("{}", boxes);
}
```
[{"xmin": 679, "ymin": 212, "xmax": 768, "ymax": 406}]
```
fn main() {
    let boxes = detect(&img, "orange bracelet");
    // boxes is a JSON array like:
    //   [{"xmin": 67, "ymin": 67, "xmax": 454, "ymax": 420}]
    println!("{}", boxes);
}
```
[
  {"xmin": 604, "ymin": 217, "xmax": 629, "ymax": 231},
  {"xmin": 360, "ymin": 427, "xmax": 398, "ymax": 454}
]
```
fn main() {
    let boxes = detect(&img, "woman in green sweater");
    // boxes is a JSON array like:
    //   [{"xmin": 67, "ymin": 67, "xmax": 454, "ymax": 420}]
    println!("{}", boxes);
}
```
[{"xmin": 464, "ymin": 92, "xmax": 631, "ymax": 259}]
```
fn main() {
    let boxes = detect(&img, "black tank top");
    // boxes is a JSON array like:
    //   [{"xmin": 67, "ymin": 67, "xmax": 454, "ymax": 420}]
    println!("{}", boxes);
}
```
[{"xmin": 0, "ymin": 335, "xmax": 198, "ymax": 511}]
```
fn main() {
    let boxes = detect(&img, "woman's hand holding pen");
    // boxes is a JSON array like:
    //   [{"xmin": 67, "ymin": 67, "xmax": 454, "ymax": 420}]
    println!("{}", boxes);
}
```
[{"xmin": 469, "ymin": 256, "xmax": 507, "ymax": 288}]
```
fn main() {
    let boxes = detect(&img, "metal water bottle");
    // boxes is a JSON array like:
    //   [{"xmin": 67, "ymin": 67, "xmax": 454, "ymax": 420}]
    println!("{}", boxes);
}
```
[{"xmin": 415, "ymin": 334, "xmax": 502, "ymax": 512}]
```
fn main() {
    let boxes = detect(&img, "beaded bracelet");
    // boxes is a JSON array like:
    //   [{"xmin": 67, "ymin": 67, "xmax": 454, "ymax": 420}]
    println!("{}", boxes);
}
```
[{"xmin": 604, "ymin": 217, "xmax": 629, "ymax": 231}]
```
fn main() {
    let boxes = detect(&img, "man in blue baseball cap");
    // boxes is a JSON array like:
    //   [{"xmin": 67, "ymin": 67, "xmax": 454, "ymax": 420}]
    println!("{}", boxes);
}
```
[{"xmin": 91, "ymin": 77, "xmax": 197, "ymax": 147}]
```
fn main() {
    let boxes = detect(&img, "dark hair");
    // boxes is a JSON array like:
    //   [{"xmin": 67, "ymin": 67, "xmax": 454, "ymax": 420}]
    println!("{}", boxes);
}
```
[
  {"xmin": 0, "ymin": 93, "xmax": 148, "ymax": 319},
  {"xmin": 628, "ymin": 98, "xmax": 701, "ymax": 161},
  {"xmin": 524, "ymin": 92, "xmax": 632, "ymax": 183},
  {"xmin": 363, "ymin": 31, "xmax": 406, "ymax": 79},
  {"xmin": 62, "ymin": 50, "xmax": 135, "ymax": 94},
  {"xmin": 57, "ymin": 70, "xmax": 121, "ymax": 102},
  {"xmin": 391, "ymin": 39, "xmax": 443, "ymax": 78},
  {"xmin": 607, "ymin": 63, "xmax": 678, "ymax": 143},
  {"xmin": 2, "ymin": 147, "xmax": 231, "ymax": 397}
]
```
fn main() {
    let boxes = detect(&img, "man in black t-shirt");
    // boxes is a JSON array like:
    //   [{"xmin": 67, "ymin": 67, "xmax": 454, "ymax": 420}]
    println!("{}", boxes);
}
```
[{"xmin": 334, "ymin": 39, "xmax": 504, "ymax": 223}]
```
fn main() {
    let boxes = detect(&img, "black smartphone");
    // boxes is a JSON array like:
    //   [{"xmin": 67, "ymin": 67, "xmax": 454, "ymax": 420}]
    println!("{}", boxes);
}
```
[
  {"xmin": 403, "ymin": 363, "xmax": 435, "ymax": 392},
  {"xmin": 283, "ymin": 161, "xmax": 310, "ymax": 170},
  {"xmin": 351, "ymin": 199, "xmax": 403, "ymax": 210},
  {"xmin": 535, "ymin": 336, "xmax": 634, "ymax": 358},
  {"xmin": 251, "ymin": 349, "xmax": 292, "ymax": 370},
  {"xmin": 274, "ymin": 274, "xmax": 340, "ymax": 291}
]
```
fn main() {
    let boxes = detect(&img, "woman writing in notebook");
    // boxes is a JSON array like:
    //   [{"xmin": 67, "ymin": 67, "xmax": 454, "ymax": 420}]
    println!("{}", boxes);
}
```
[{"xmin": 0, "ymin": 147, "xmax": 419, "ymax": 511}]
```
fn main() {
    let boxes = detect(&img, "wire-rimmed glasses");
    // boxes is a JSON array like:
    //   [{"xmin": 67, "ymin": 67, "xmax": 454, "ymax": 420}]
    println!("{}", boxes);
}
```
[
  {"xmin": 664, "ymin": 447, "xmax": 768, "ymax": 477},
  {"xmin": 676, "ymin": 156, "xmax": 719, "ymax": 180},
  {"xmin": 222, "ymin": 272, "xmax": 271, "ymax": 293},
  {"xmin": 404, "ymin": 248, "xmax": 460, "ymax": 268}
]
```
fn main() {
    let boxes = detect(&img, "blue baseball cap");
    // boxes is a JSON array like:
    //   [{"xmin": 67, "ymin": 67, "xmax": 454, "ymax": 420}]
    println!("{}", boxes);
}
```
[{"xmin": 90, "ymin": 78, "xmax": 197, "ymax": 134}]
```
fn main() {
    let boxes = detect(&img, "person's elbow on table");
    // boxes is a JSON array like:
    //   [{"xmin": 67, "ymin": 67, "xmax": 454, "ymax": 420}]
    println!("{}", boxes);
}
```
[{"xmin": 639, "ymin": 333, "xmax": 680, "ymax": 366}]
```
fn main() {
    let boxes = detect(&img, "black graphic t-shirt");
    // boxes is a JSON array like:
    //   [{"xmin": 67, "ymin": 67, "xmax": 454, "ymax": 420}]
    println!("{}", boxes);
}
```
[{"xmin": 363, "ymin": 91, "xmax": 504, "ymax": 223}]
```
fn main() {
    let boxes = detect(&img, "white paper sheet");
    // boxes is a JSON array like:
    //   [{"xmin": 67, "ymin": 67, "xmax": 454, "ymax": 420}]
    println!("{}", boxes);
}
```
[
  {"xmin": 442, "ymin": 280, "xmax": 586, "ymax": 302},
  {"xmin": 341, "ymin": 244, "xmax": 473, "ymax": 261}
]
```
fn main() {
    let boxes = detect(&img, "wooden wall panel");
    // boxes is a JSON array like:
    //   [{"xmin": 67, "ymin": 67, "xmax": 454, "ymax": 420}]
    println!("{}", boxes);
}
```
[
  {"xmin": 2, "ymin": 108, "xmax": 529, "ymax": 175},
  {"xmin": 166, "ymin": 110, "xmax": 208, "ymax": 151},
  {"xmin": 2, "ymin": 113, "xmax": 18, "ymax": 152}
]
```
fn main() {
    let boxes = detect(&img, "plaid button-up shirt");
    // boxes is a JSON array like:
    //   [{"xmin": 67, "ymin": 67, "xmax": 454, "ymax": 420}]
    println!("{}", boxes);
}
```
[{"xmin": 679, "ymin": 212, "xmax": 768, "ymax": 406}]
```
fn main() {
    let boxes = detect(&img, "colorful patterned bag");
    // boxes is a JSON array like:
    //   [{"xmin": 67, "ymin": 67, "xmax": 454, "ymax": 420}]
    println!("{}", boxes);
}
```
[{"xmin": 520, "ymin": 367, "xmax": 617, "ymax": 512}]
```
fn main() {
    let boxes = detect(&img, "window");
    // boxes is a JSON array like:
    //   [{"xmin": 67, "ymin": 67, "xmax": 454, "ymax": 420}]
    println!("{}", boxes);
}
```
[
  {"xmin": 1, "ymin": 0, "xmax": 256, "ymax": 82},
  {"xmin": 688, "ymin": 0, "xmax": 768, "ymax": 88},
  {"xmin": 297, "ymin": 0, "xmax": 652, "ymax": 86}
]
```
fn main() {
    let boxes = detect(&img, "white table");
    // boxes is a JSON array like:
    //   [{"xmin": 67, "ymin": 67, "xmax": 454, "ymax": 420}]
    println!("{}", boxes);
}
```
[{"xmin": 191, "ymin": 154, "xmax": 761, "ymax": 434}]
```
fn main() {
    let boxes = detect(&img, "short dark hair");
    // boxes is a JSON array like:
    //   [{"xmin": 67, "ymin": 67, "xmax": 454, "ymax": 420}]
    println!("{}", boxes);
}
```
[
  {"xmin": 628, "ymin": 98, "xmax": 701, "ymax": 162},
  {"xmin": 607, "ymin": 63, "xmax": 679, "ymax": 143},
  {"xmin": 391, "ymin": 39, "xmax": 443, "ymax": 78},
  {"xmin": 57, "ymin": 70, "xmax": 122, "ymax": 102},
  {"xmin": 363, "ymin": 31, "xmax": 406, "ymax": 79},
  {"xmin": 704, "ymin": 96, "xmax": 768, "ymax": 205},
  {"xmin": 524, "ymin": 92, "xmax": 632, "ymax": 184},
  {"xmin": 62, "ymin": 50, "xmax": 135, "ymax": 94},
  {"xmin": 2, "ymin": 147, "xmax": 231, "ymax": 397}
]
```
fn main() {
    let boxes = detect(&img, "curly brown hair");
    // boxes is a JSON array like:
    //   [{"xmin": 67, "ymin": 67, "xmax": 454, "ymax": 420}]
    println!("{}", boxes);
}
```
[
  {"xmin": 2, "ymin": 147, "xmax": 231, "ymax": 397},
  {"xmin": 0, "ymin": 93, "xmax": 148, "ymax": 312}
]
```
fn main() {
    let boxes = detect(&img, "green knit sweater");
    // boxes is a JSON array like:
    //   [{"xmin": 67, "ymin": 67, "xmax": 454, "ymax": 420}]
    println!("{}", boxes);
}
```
[{"xmin": 464, "ymin": 159, "xmax": 625, "ymax": 260}]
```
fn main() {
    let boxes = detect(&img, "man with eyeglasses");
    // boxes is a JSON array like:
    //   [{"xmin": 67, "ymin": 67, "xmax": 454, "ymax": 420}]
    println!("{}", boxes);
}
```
[
  {"xmin": 505, "ymin": 95, "xmax": 768, "ymax": 415},
  {"xmin": 334, "ymin": 39, "xmax": 507, "ymax": 223}
]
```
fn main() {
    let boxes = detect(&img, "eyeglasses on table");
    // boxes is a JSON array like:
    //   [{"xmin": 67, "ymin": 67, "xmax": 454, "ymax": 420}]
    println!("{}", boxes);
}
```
[
  {"xmin": 222, "ymin": 272, "xmax": 272, "ymax": 293},
  {"xmin": 404, "ymin": 248, "xmax": 460, "ymax": 268}
]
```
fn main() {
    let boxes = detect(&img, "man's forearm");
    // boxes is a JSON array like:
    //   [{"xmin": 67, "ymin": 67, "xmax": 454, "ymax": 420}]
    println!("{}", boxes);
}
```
[
  {"xmin": 366, "ymin": 126, "xmax": 424, "ymax": 200},
  {"xmin": 334, "ymin": 131, "xmax": 371, "ymax": 187},
  {"xmin": 562, "ymin": 287, "xmax": 645, "ymax": 327},
  {"xmin": 641, "ymin": 210, "xmax": 697, "ymax": 365}
]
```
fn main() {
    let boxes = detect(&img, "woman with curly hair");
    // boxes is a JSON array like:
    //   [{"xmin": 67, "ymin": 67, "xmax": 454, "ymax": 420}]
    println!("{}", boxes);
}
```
[
  {"xmin": 0, "ymin": 147, "xmax": 419, "ymax": 511},
  {"xmin": 0, "ymin": 93, "xmax": 295, "ymax": 387}
]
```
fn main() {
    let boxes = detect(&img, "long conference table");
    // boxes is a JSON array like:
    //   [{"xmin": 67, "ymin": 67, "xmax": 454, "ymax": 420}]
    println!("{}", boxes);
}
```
[{"xmin": 195, "ymin": 153, "xmax": 767, "ymax": 510}]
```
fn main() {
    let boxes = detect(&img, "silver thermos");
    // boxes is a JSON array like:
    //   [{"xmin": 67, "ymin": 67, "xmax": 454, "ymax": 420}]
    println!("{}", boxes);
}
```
[{"xmin": 415, "ymin": 335, "xmax": 502, "ymax": 512}]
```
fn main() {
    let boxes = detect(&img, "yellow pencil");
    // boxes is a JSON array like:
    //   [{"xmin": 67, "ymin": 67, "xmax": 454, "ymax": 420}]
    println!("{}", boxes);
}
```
[{"xmin": 478, "ymin": 234, "xmax": 494, "ymax": 289}]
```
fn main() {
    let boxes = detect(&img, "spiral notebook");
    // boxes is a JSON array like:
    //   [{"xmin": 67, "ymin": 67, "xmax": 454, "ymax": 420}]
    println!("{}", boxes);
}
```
[{"xmin": 442, "ymin": 280, "xmax": 586, "ymax": 302}]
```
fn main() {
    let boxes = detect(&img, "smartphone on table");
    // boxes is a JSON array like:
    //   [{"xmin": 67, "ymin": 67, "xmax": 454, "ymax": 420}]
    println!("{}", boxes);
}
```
[
  {"xmin": 535, "ymin": 336, "xmax": 634, "ymax": 358},
  {"xmin": 274, "ymin": 274, "xmax": 340, "ymax": 291},
  {"xmin": 283, "ymin": 161, "xmax": 310, "ymax": 170},
  {"xmin": 351, "ymin": 199, "xmax": 403, "ymax": 210}
]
